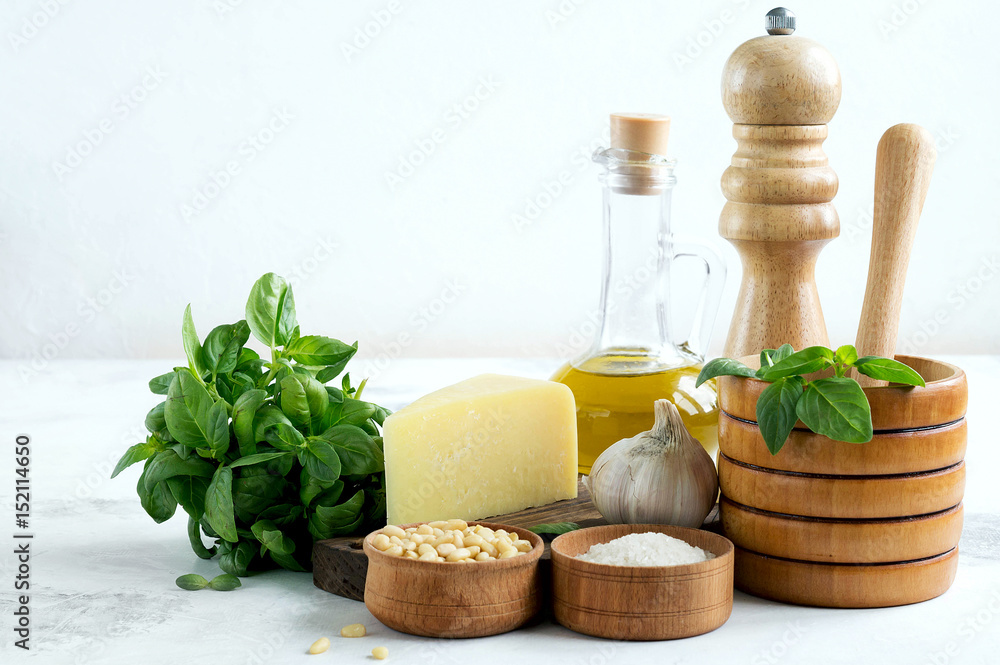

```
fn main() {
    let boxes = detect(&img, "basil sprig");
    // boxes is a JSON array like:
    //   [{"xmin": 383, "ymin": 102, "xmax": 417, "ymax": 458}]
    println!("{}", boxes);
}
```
[
  {"xmin": 114, "ymin": 273, "xmax": 390, "ymax": 576},
  {"xmin": 697, "ymin": 344, "xmax": 925, "ymax": 455}
]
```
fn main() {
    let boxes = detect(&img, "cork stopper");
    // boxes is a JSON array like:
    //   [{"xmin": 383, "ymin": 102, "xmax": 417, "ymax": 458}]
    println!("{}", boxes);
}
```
[
  {"xmin": 610, "ymin": 113, "xmax": 671, "ymax": 157},
  {"xmin": 721, "ymin": 9, "xmax": 840, "ymax": 125}
]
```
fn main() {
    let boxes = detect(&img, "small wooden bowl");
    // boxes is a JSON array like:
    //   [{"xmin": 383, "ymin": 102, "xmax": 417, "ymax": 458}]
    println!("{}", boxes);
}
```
[
  {"xmin": 363, "ymin": 522, "xmax": 543, "ymax": 638},
  {"xmin": 720, "ymin": 498, "xmax": 964, "ymax": 563},
  {"xmin": 551, "ymin": 524, "xmax": 734, "ymax": 641}
]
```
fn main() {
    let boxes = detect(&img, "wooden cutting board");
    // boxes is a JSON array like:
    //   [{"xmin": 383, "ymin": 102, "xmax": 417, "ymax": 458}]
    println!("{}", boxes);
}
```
[{"xmin": 313, "ymin": 479, "xmax": 720, "ymax": 601}]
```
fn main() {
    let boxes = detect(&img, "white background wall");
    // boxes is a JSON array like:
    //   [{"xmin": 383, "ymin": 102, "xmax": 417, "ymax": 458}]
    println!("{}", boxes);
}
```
[{"xmin": 3, "ymin": 0, "xmax": 998, "ymax": 378}]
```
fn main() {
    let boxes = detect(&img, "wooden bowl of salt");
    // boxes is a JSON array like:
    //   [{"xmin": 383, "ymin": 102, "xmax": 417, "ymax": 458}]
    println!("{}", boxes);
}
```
[{"xmin": 550, "ymin": 524, "xmax": 734, "ymax": 641}]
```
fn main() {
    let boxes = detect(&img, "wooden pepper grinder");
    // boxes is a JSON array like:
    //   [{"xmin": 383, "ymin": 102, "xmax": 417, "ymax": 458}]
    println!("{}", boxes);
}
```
[{"xmin": 719, "ymin": 8, "xmax": 842, "ymax": 358}]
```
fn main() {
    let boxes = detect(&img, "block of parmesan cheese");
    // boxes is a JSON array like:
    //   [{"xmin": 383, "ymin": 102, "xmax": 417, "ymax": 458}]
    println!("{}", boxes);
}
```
[{"xmin": 383, "ymin": 374, "xmax": 578, "ymax": 525}]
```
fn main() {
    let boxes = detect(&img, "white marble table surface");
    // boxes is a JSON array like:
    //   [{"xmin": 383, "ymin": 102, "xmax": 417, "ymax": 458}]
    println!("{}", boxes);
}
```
[{"xmin": 2, "ymin": 357, "xmax": 999, "ymax": 665}]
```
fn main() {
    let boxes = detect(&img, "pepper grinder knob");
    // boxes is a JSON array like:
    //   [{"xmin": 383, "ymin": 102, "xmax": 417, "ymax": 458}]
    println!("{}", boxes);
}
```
[{"xmin": 765, "ymin": 7, "xmax": 796, "ymax": 35}]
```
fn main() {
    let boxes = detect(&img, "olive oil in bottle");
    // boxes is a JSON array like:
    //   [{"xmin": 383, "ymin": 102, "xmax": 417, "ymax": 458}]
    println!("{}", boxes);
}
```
[
  {"xmin": 551, "ymin": 356, "xmax": 718, "ymax": 474},
  {"xmin": 551, "ymin": 114, "xmax": 725, "ymax": 474}
]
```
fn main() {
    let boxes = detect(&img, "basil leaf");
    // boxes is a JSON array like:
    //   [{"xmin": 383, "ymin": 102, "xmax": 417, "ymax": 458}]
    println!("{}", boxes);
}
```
[
  {"xmin": 854, "ymin": 357, "xmax": 926, "ymax": 387},
  {"xmin": 182, "ymin": 304, "xmax": 207, "ymax": 379},
  {"xmin": 143, "ymin": 402, "xmax": 170, "ymax": 441},
  {"xmin": 315, "ymin": 353, "xmax": 356, "ymax": 384},
  {"xmin": 232, "ymin": 389, "xmax": 267, "ymax": 456},
  {"xmin": 279, "ymin": 375, "xmax": 310, "ymax": 425},
  {"xmin": 233, "ymin": 474, "xmax": 287, "ymax": 521},
  {"xmin": 205, "ymin": 400, "xmax": 230, "ymax": 456},
  {"xmin": 756, "ymin": 375, "xmax": 805, "ymax": 455},
  {"xmin": 257, "ymin": 503, "xmax": 300, "ymax": 527},
  {"xmin": 209, "ymin": 573, "xmax": 242, "ymax": 591},
  {"xmin": 300, "ymin": 375, "xmax": 328, "ymax": 424},
  {"xmin": 202, "ymin": 320, "xmax": 251, "ymax": 378},
  {"xmin": 176, "ymin": 573, "xmax": 209, "ymax": 590},
  {"xmin": 229, "ymin": 371, "xmax": 255, "ymax": 403},
  {"xmin": 219, "ymin": 540, "xmax": 255, "ymax": 576},
  {"xmin": 317, "ymin": 425, "xmax": 383, "ymax": 476},
  {"xmin": 696, "ymin": 358, "xmax": 757, "ymax": 387},
  {"xmin": 301, "ymin": 439, "xmax": 342, "ymax": 482},
  {"xmin": 308, "ymin": 489, "xmax": 364, "ymax": 540},
  {"xmin": 300, "ymin": 472, "xmax": 340, "ymax": 507},
  {"xmin": 265, "ymin": 422, "xmax": 306, "ymax": 451},
  {"xmin": 137, "ymin": 460, "xmax": 177, "ymax": 524},
  {"xmin": 796, "ymin": 377, "xmax": 873, "ymax": 444},
  {"xmin": 835, "ymin": 344, "xmax": 859, "ymax": 366},
  {"xmin": 758, "ymin": 346, "xmax": 834, "ymax": 381},
  {"xmin": 230, "ymin": 451, "xmax": 291, "ymax": 468},
  {"xmin": 245, "ymin": 273, "xmax": 297, "ymax": 348},
  {"xmin": 143, "ymin": 449, "xmax": 215, "ymax": 491},
  {"xmin": 205, "ymin": 466, "xmax": 238, "ymax": 542},
  {"xmin": 774, "ymin": 343, "xmax": 794, "ymax": 362},
  {"xmin": 165, "ymin": 370, "xmax": 215, "ymax": 446},
  {"xmin": 529, "ymin": 522, "xmax": 580, "ymax": 535},
  {"xmin": 252, "ymin": 405, "xmax": 293, "ymax": 445},
  {"xmin": 111, "ymin": 438, "xmax": 159, "ymax": 479},
  {"xmin": 251, "ymin": 519, "xmax": 295, "ymax": 555},
  {"xmin": 166, "ymin": 475, "xmax": 210, "ymax": 519},
  {"xmin": 757, "ymin": 344, "xmax": 794, "ymax": 377},
  {"xmin": 148, "ymin": 372, "xmax": 175, "ymax": 395},
  {"xmin": 269, "ymin": 551, "xmax": 308, "ymax": 572},
  {"xmin": 187, "ymin": 516, "xmax": 216, "ymax": 559},
  {"xmin": 285, "ymin": 336, "xmax": 357, "ymax": 368}
]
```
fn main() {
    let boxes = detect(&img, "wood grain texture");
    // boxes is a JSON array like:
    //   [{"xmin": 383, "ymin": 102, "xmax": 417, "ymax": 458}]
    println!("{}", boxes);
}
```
[
  {"xmin": 722, "ymin": 36, "xmax": 841, "ymax": 125},
  {"xmin": 718, "ymin": 454, "xmax": 965, "ymax": 519},
  {"xmin": 734, "ymin": 547, "xmax": 959, "ymax": 608},
  {"xmin": 362, "ymin": 522, "xmax": 544, "ymax": 638},
  {"xmin": 856, "ymin": 124, "xmax": 937, "ymax": 386},
  {"xmin": 718, "ymin": 413, "xmax": 967, "ymax": 475},
  {"xmin": 718, "ymin": 125, "xmax": 838, "ymax": 358},
  {"xmin": 551, "ymin": 524, "xmax": 734, "ymax": 641},
  {"xmin": 719, "ymin": 355, "xmax": 967, "ymax": 429},
  {"xmin": 314, "ymin": 479, "xmax": 721, "ymax": 601},
  {"xmin": 720, "ymin": 498, "xmax": 963, "ymax": 563},
  {"xmin": 719, "ymin": 33, "xmax": 841, "ymax": 358}
]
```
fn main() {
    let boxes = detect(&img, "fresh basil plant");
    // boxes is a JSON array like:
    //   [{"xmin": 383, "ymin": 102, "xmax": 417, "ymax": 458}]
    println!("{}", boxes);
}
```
[
  {"xmin": 696, "ymin": 344, "xmax": 925, "ymax": 455},
  {"xmin": 113, "ymin": 273, "xmax": 390, "ymax": 576}
]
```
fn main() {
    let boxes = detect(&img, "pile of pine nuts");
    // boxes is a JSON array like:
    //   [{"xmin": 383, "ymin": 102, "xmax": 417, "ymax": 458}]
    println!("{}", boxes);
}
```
[{"xmin": 371, "ymin": 520, "xmax": 533, "ymax": 562}]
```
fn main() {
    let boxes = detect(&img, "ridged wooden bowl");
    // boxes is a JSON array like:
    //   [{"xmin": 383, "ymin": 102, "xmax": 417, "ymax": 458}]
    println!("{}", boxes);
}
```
[
  {"xmin": 717, "ymin": 355, "xmax": 967, "ymax": 608},
  {"xmin": 363, "ymin": 522, "xmax": 543, "ymax": 638},
  {"xmin": 734, "ymin": 547, "xmax": 960, "ymax": 608},
  {"xmin": 720, "ymin": 498, "xmax": 964, "ymax": 563},
  {"xmin": 717, "ymin": 455, "xmax": 966, "ymax": 519},
  {"xmin": 551, "ymin": 524, "xmax": 734, "ymax": 641}
]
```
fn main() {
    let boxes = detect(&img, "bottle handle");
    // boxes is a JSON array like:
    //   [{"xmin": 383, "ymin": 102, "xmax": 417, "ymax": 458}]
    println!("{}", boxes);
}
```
[{"xmin": 669, "ymin": 237, "xmax": 726, "ymax": 360}]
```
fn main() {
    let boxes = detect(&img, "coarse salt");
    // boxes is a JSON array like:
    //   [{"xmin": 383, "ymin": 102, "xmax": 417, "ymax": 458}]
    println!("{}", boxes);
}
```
[{"xmin": 576, "ymin": 532, "xmax": 715, "ymax": 566}]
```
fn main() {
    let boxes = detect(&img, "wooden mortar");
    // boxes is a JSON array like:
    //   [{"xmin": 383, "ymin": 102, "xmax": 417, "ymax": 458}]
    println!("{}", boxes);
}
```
[{"xmin": 716, "ymin": 354, "xmax": 967, "ymax": 608}]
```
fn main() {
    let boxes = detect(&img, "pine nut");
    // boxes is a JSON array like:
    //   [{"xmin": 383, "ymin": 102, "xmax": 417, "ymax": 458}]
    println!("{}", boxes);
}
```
[
  {"xmin": 340, "ymin": 623, "xmax": 366, "ymax": 638},
  {"xmin": 372, "ymin": 646, "xmax": 389, "ymax": 660},
  {"xmin": 382, "ymin": 525, "xmax": 406, "ymax": 538},
  {"xmin": 374, "ymin": 522, "xmax": 532, "ymax": 564},
  {"xmin": 309, "ymin": 637, "xmax": 330, "ymax": 654}
]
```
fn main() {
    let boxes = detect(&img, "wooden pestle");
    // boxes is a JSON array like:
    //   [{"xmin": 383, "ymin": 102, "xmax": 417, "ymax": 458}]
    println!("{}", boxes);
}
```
[{"xmin": 855, "ymin": 124, "xmax": 937, "ymax": 387}]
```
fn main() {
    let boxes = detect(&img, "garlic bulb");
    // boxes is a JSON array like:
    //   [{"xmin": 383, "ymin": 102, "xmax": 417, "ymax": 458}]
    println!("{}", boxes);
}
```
[{"xmin": 584, "ymin": 399, "xmax": 718, "ymax": 527}]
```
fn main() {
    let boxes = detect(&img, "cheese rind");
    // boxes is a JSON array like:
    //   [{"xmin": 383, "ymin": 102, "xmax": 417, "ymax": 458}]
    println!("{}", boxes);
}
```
[{"xmin": 383, "ymin": 374, "xmax": 578, "ymax": 524}]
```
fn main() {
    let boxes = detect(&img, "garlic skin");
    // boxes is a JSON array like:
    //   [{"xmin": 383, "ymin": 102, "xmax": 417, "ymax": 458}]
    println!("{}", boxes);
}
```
[{"xmin": 584, "ymin": 399, "xmax": 718, "ymax": 528}]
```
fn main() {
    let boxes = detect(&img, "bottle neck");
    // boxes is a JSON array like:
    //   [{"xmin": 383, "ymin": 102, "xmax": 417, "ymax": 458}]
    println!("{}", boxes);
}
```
[{"xmin": 573, "ymin": 149, "xmax": 693, "ymax": 375}]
